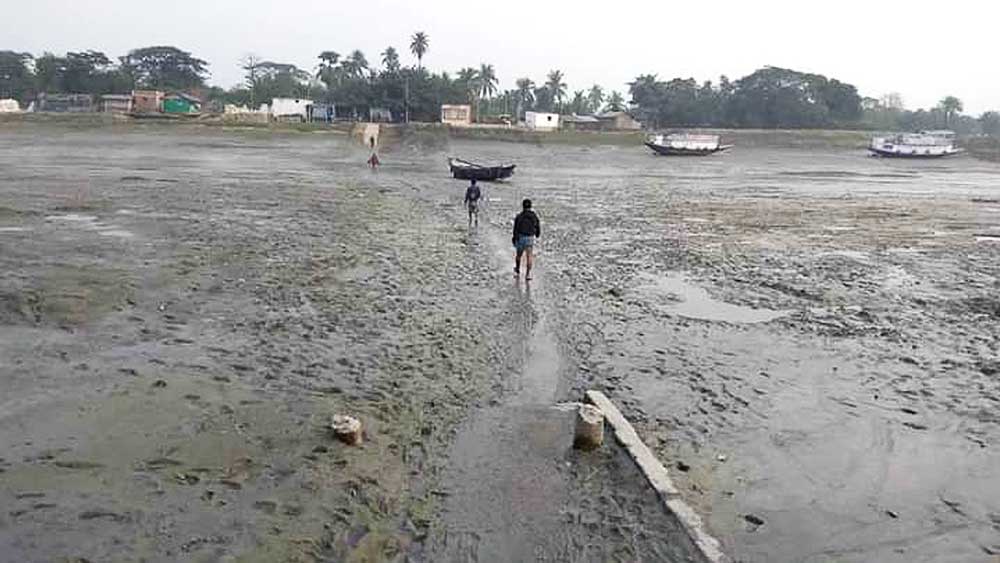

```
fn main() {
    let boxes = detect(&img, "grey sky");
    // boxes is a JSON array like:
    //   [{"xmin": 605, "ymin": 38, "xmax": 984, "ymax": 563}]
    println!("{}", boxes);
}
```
[{"xmin": 5, "ymin": 0, "xmax": 997, "ymax": 114}]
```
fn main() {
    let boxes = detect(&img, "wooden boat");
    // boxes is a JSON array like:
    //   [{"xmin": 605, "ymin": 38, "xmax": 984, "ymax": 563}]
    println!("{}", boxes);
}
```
[
  {"xmin": 448, "ymin": 158, "xmax": 516, "ymax": 181},
  {"xmin": 868, "ymin": 130, "xmax": 962, "ymax": 158},
  {"xmin": 645, "ymin": 133, "xmax": 733, "ymax": 156}
]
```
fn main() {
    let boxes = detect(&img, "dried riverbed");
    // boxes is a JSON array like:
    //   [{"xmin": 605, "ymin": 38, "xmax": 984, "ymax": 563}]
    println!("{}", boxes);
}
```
[{"xmin": 2, "ymin": 121, "xmax": 999, "ymax": 562}]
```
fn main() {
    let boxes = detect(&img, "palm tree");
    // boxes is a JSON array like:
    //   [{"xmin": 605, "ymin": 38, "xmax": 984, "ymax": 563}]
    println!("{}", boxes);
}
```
[
  {"xmin": 342, "ymin": 50, "xmax": 368, "ymax": 79},
  {"xmin": 604, "ymin": 91, "xmax": 625, "ymax": 112},
  {"xmin": 515, "ymin": 77, "xmax": 535, "ymax": 118},
  {"xmin": 938, "ymin": 96, "xmax": 964, "ymax": 127},
  {"xmin": 457, "ymin": 66, "xmax": 479, "ymax": 119},
  {"xmin": 570, "ymin": 91, "xmax": 586, "ymax": 114},
  {"xmin": 587, "ymin": 85, "xmax": 604, "ymax": 114},
  {"xmin": 316, "ymin": 51, "xmax": 341, "ymax": 101},
  {"xmin": 410, "ymin": 32, "xmax": 429, "ymax": 69},
  {"xmin": 478, "ymin": 63, "xmax": 498, "ymax": 116},
  {"xmin": 546, "ymin": 70, "xmax": 567, "ymax": 112},
  {"xmin": 381, "ymin": 47, "xmax": 400, "ymax": 74}
]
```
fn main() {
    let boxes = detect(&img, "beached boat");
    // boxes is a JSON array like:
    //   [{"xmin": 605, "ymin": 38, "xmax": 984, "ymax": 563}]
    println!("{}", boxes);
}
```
[
  {"xmin": 448, "ymin": 158, "xmax": 516, "ymax": 181},
  {"xmin": 645, "ymin": 133, "xmax": 733, "ymax": 156},
  {"xmin": 868, "ymin": 130, "xmax": 962, "ymax": 158}
]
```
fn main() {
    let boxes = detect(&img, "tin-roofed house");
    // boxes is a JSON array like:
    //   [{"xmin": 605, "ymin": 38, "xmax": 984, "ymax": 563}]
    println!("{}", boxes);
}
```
[
  {"xmin": 132, "ymin": 90, "xmax": 164, "ymax": 114},
  {"xmin": 597, "ymin": 111, "xmax": 643, "ymax": 131},
  {"xmin": 36, "ymin": 93, "xmax": 94, "ymax": 113},
  {"xmin": 310, "ymin": 103, "xmax": 335, "ymax": 123},
  {"xmin": 100, "ymin": 94, "xmax": 133, "ymax": 114},
  {"xmin": 561, "ymin": 114, "xmax": 602, "ymax": 131},
  {"xmin": 163, "ymin": 92, "xmax": 202, "ymax": 115}
]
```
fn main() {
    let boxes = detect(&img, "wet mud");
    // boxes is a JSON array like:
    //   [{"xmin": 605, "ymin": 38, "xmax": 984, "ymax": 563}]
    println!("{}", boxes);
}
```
[{"xmin": 2, "ymin": 123, "xmax": 999, "ymax": 562}]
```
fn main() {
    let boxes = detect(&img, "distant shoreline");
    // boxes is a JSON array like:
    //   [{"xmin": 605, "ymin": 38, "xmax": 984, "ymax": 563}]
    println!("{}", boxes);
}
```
[{"xmin": 5, "ymin": 113, "xmax": 998, "ymax": 157}]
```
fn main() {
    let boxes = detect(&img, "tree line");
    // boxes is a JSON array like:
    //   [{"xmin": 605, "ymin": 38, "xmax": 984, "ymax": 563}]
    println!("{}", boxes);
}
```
[{"xmin": 1, "ymin": 41, "xmax": 998, "ymax": 135}]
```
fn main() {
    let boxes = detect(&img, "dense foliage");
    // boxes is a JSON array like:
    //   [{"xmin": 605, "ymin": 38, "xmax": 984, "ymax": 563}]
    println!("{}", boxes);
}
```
[{"xmin": 0, "ymin": 42, "xmax": 996, "ymax": 134}]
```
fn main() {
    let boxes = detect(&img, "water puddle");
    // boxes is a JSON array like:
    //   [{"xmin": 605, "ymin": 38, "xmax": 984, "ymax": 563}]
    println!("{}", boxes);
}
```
[
  {"xmin": 639, "ymin": 273, "xmax": 790, "ymax": 323},
  {"xmin": 0, "ymin": 227, "xmax": 30, "ymax": 233},
  {"xmin": 976, "ymin": 234, "xmax": 1000, "ymax": 243}
]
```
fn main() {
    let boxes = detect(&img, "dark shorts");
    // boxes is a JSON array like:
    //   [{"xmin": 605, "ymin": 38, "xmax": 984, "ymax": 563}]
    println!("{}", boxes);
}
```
[
  {"xmin": 467, "ymin": 201, "xmax": 479, "ymax": 213},
  {"xmin": 515, "ymin": 235, "xmax": 535, "ymax": 251}
]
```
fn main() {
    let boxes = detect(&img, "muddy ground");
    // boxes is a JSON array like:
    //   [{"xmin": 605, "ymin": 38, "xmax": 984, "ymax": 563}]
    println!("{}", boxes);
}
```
[
  {"xmin": 0, "ymin": 123, "xmax": 703, "ymax": 563},
  {"xmin": 1, "ymin": 121, "xmax": 999, "ymax": 562}
]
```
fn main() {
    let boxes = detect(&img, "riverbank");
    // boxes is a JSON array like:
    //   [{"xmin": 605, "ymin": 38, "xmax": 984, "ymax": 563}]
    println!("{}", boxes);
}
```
[
  {"xmin": 964, "ymin": 136, "xmax": 1000, "ymax": 162},
  {"xmin": 0, "ymin": 113, "xmax": 872, "ymax": 150}
]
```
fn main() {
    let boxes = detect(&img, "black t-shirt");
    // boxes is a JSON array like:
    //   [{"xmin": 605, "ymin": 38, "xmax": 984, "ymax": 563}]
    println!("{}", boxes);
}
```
[{"xmin": 513, "ymin": 209, "xmax": 541, "ymax": 239}]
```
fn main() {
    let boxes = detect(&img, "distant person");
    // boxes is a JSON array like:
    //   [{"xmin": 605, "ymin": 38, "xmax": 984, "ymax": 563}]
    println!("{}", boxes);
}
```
[
  {"xmin": 367, "ymin": 136, "xmax": 380, "ymax": 169},
  {"xmin": 464, "ymin": 179, "xmax": 482, "ymax": 228},
  {"xmin": 512, "ymin": 198, "xmax": 541, "ymax": 280}
]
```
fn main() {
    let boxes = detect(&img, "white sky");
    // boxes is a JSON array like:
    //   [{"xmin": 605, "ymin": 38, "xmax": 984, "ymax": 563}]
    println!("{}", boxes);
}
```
[{"xmin": 4, "ymin": 0, "xmax": 997, "ymax": 114}]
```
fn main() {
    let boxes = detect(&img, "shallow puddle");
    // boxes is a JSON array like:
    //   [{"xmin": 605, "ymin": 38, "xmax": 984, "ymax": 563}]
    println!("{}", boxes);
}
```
[{"xmin": 639, "ymin": 273, "xmax": 790, "ymax": 323}]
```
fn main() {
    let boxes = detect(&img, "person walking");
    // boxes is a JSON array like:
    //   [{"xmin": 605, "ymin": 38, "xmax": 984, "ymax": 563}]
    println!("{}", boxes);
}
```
[
  {"xmin": 464, "ymin": 179, "xmax": 482, "ymax": 228},
  {"xmin": 512, "ymin": 198, "xmax": 541, "ymax": 280},
  {"xmin": 367, "ymin": 136, "xmax": 380, "ymax": 170}
]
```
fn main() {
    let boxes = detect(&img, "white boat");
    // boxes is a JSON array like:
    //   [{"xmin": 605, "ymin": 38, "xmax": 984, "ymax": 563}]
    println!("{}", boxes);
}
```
[
  {"xmin": 645, "ymin": 133, "xmax": 733, "ymax": 156},
  {"xmin": 868, "ymin": 130, "xmax": 962, "ymax": 158}
]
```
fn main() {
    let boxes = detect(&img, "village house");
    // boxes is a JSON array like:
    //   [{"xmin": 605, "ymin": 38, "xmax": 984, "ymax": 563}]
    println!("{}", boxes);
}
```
[
  {"xmin": 561, "ymin": 114, "xmax": 602, "ymax": 131},
  {"xmin": 0, "ymin": 99, "xmax": 20, "ymax": 113},
  {"xmin": 35, "ymin": 93, "xmax": 94, "ymax": 113},
  {"xmin": 369, "ymin": 107, "xmax": 392, "ymax": 123},
  {"xmin": 441, "ymin": 104, "xmax": 472, "ymax": 126},
  {"xmin": 597, "ymin": 111, "xmax": 643, "ymax": 131},
  {"xmin": 310, "ymin": 103, "xmax": 335, "ymax": 123},
  {"xmin": 524, "ymin": 111, "xmax": 560, "ymax": 131},
  {"xmin": 100, "ymin": 94, "xmax": 132, "ymax": 114},
  {"xmin": 270, "ymin": 98, "xmax": 313, "ymax": 121},
  {"xmin": 132, "ymin": 90, "xmax": 164, "ymax": 114},
  {"xmin": 163, "ymin": 92, "xmax": 202, "ymax": 115}
]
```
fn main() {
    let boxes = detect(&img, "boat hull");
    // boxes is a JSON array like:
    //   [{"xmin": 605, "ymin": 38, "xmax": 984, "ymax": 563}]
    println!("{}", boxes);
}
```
[
  {"xmin": 645, "ymin": 142, "xmax": 732, "ymax": 156},
  {"xmin": 449, "ymin": 159, "xmax": 516, "ymax": 181},
  {"xmin": 867, "ymin": 147, "xmax": 962, "ymax": 159}
]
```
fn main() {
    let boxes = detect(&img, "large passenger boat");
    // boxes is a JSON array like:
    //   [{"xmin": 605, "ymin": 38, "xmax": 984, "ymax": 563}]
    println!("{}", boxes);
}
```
[
  {"xmin": 644, "ymin": 133, "xmax": 733, "ymax": 156},
  {"xmin": 868, "ymin": 130, "xmax": 962, "ymax": 158}
]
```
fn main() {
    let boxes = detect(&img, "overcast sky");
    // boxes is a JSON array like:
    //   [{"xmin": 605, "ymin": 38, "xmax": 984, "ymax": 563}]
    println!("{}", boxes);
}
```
[{"xmin": 4, "ymin": 0, "xmax": 997, "ymax": 114}]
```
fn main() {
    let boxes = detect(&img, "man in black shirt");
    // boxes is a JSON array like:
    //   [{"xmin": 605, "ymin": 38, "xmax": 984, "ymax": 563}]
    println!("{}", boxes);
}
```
[
  {"xmin": 464, "ymin": 179, "xmax": 481, "ymax": 228},
  {"xmin": 512, "ymin": 198, "xmax": 541, "ymax": 280}
]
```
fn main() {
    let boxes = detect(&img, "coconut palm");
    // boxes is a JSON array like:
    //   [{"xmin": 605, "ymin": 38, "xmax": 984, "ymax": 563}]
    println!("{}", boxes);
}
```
[
  {"xmin": 410, "ymin": 32, "xmax": 429, "ymax": 69},
  {"xmin": 478, "ymin": 63, "xmax": 498, "ymax": 116},
  {"xmin": 342, "ymin": 50, "xmax": 368, "ymax": 79},
  {"xmin": 478, "ymin": 64, "xmax": 498, "ymax": 100},
  {"xmin": 457, "ymin": 67, "xmax": 479, "ymax": 103},
  {"xmin": 546, "ymin": 70, "xmax": 567, "ymax": 112},
  {"xmin": 604, "ymin": 91, "xmax": 626, "ymax": 112},
  {"xmin": 381, "ymin": 47, "xmax": 400, "ymax": 73},
  {"xmin": 587, "ymin": 85, "xmax": 604, "ymax": 114},
  {"xmin": 515, "ymin": 77, "xmax": 535, "ymax": 117},
  {"xmin": 938, "ymin": 96, "xmax": 964, "ymax": 127},
  {"xmin": 570, "ymin": 90, "xmax": 587, "ymax": 115}
]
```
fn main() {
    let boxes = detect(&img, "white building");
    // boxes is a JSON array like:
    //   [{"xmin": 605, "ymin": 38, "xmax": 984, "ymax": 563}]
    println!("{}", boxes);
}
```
[
  {"xmin": 524, "ymin": 112, "xmax": 560, "ymax": 131},
  {"xmin": 441, "ymin": 104, "xmax": 472, "ymax": 126},
  {"xmin": 0, "ymin": 99, "xmax": 21, "ymax": 113},
  {"xmin": 270, "ymin": 98, "xmax": 313, "ymax": 121}
]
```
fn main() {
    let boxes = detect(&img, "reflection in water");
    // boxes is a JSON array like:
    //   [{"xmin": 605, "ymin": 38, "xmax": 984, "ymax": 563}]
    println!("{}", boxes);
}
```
[{"xmin": 639, "ymin": 273, "xmax": 790, "ymax": 323}]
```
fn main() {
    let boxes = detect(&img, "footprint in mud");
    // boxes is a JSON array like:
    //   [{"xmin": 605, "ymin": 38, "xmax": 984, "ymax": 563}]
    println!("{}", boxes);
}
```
[
  {"xmin": 53, "ymin": 460, "xmax": 105, "ymax": 470},
  {"xmin": 253, "ymin": 500, "xmax": 278, "ymax": 515},
  {"xmin": 79, "ymin": 509, "xmax": 127, "ymax": 522}
]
